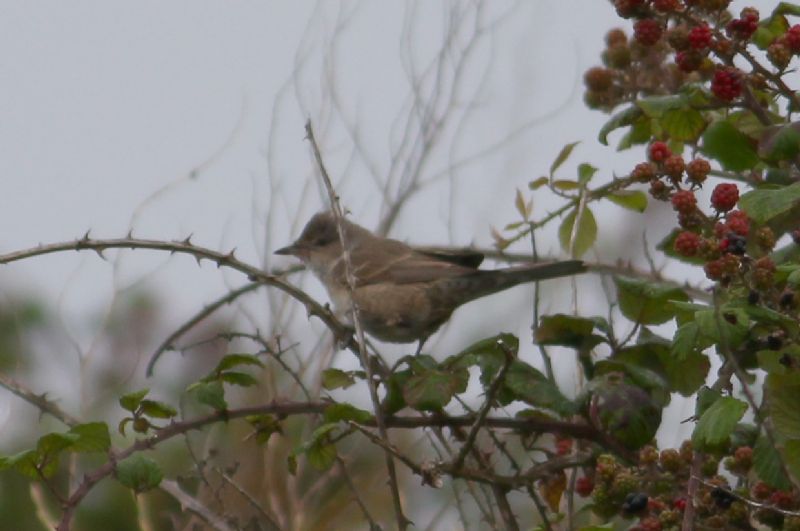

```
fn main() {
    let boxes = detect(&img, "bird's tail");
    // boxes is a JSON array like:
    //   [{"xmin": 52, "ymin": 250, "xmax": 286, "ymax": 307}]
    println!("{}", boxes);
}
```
[{"xmin": 439, "ymin": 260, "xmax": 586, "ymax": 306}]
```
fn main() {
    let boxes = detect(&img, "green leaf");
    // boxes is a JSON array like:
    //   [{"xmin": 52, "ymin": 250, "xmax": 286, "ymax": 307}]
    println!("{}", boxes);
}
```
[
  {"xmin": 606, "ymin": 190, "xmax": 647, "ymax": 212},
  {"xmin": 599, "ymin": 106, "xmax": 643, "ymax": 146},
  {"xmin": 578, "ymin": 163, "xmax": 598, "ymax": 185},
  {"xmin": 139, "ymin": 400, "xmax": 177, "ymax": 419},
  {"xmin": 246, "ymin": 414, "xmax": 282, "ymax": 444},
  {"xmin": 617, "ymin": 115, "xmax": 652, "ymax": 150},
  {"xmin": 775, "ymin": 2, "xmax": 800, "ymax": 16},
  {"xmin": 382, "ymin": 369, "xmax": 412, "ymax": 415},
  {"xmin": 215, "ymin": 353, "xmax": 263, "ymax": 372},
  {"xmin": 219, "ymin": 371, "xmax": 259, "ymax": 387},
  {"xmin": 321, "ymin": 368, "xmax": 357, "ymax": 390},
  {"xmin": 614, "ymin": 276, "xmax": 689, "ymax": 325},
  {"xmin": 187, "ymin": 381, "xmax": 227, "ymax": 410},
  {"xmin": 552, "ymin": 180, "xmax": 580, "ymax": 191},
  {"xmin": 739, "ymin": 182, "xmax": 800, "ymax": 224},
  {"xmin": 119, "ymin": 388, "xmax": 149, "ymax": 413},
  {"xmin": 558, "ymin": 207, "xmax": 597, "ymax": 258},
  {"xmin": 765, "ymin": 373, "xmax": 800, "ymax": 439},
  {"xmin": 3, "ymin": 450, "xmax": 40, "ymax": 479},
  {"xmin": 784, "ymin": 439, "xmax": 800, "ymax": 486},
  {"xmin": 323, "ymin": 403, "xmax": 372, "ymax": 424},
  {"xmin": 116, "ymin": 455, "xmax": 163, "ymax": 493},
  {"xmin": 69, "ymin": 422, "xmax": 111, "ymax": 453},
  {"xmin": 403, "ymin": 367, "xmax": 468, "ymax": 411},
  {"xmin": 550, "ymin": 141, "xmax": 580, "ymax": 176},
  {"xmin": 692, "ymin": 397, "xmax": 747, "ymax": 450},
  {"xmin": 529, "ymin": 176, "xmax": 549, "ymax": 190},
  {"xmin": 700, "ymin": 120, "xmax": 760, "ymax": 171},
  {"xmin": 505, "ymin": 361, "xmax": 576, "ymax": 416},
  {"xmin": 753, "ymin": 13, "xmax": 790, "ymax": 49},
  {"xmin": 759, "ymin": 123, "xmax": 800, "ymax": 162},
  {"xmin": 535, "ymin": 314, "xmax": 604, "ymax": 350},
  {"xmin": 637, "ymin": 94, "xmax": 689, "ymax": 117},
  {"xmin": 754, "ymin": 433, "xmax": 791, "ymax": 489},
  {"xmin": 660, "ymin": 108, "xmax": 706, "ymax": 142},
  {"xmin": 296, "ymin": 424, "xmax": 338, "ymax": 471}
]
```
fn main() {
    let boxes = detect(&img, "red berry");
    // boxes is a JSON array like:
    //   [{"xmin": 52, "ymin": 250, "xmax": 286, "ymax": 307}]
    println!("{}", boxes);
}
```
[
  {"xmin": 648, "ymin": 141, "xmax": 672, "ymax": 162},
  {"xmin": 785, "ymin": 25, "xmax": 800, "ymax": 53},
  {"xmin": 726, "ymin": 210, "xmax": 749, "ymax": 235},
  {"xmin": 769, "ymin": 490, "xmax": 797, "ymax": 509},
  {"xmin": 673, "ymin": 497, "xmax": 687, "ymax": 511},
  {"xmin": 556, "ymin": 437, "xmax": 573, "ymax": 455},
  {"xmin": 711, "ymin": 67, "xmax": 743, "ymax": 101},
  {"xmin": 686, "ymin": 158, "xmax": 710, "ymax": 183},
  {"xmin": 711, "ymin": 183, "xmax": 739, "ymax": 211},
  {"xmin": 635, "ymin": 19, "xmax": 663, "ymax": 46},
  {"xmin": 675, "ymin": 231, "xmax": 701, "ymax": 256},
  {"xmin": 615, "ymin": 0, "xmax": 646, "ymax": 18},
  {"xmin": 726, "ymin": 8, "xmax": 759, "ymax": 40},
  {"xmin": 671, "ymin": 190, "xmax": 697, "ymax": 213},
  {"xmin": 631, "ymin": 162, "xmax": 657, "ymax": 182},
  {"xmin": 653, "ymin": 0, "xmax": 679, "ymax": 12},
  {"xmin": 705, "ymin": 259, "xmax": 724, "ymax": 280},
  {"xmin": 688, "ymin": 24, "xmax": 712, "ymax": 49},
  {"xmin": 576, "ymin": 476, "xmax": 594, "ymax": 497}
]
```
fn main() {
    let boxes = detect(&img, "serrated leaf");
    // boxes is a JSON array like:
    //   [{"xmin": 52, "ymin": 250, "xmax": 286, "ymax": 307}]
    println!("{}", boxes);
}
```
[
  {"xmin": 188, "ymin": 381, "xmax": 227, "ymax": 410},
  {"xmin": 215, "ymin": 353, "xmax": 263, "ymax": 372},
  {"xmin": 535, "ymin": 314, "xmax": 604, "ymax": 350},
  {"xmin": 323, "ymin": 403, "xmax": 372, "ymax": 424},
  {"xmin": 739, "ymin": 182, "xmax": 800, "ymax": 224},
  {"xmin": 558, "ymin": 207, "xmax": 597, "ymax": 258},
  {"xmin": 660, "ymin": 107, "xmax": 707, "ymax": 142},
  {"xmin": 765, "ymin": 373, "xmax": 800, "ymax": 439},
  {"xmin": 116, "ymin": 455, "xmax": 163, "ymax": 493},
  {"xmin": 599, "ymin": 106, "xmax": 643, "ymax": 145},
  {"xmin": 700, "ymin": 120, "xmax": 760, "ymax": 171},
  {"xmin": 321, "ymin": 368, "xmax": 357, "ymax": 390},
  {"xmin": 219, "ymin": 371, "xmax": 259, "ymax": 387},
  {"xmin": 759, "ymin": 123, "xmax": 800, "ymax": 162},
  {"xmin": 754, "ymin": 434, "xmax": 791, "ymax": 489},
  {"xmin": 692, "ymin": 397, "xmax": 747, "ymax": 450},
  {"xmin": 69, "ymin": 422, "xmax": 111, "ymax": 453},
  {"xmin": 119, "ymin": 389, "xmax": 149, "ymax": 413},
  {"xmin": 784, "ymin": 439, "xmax": 800, "ymax": 486},
  {"xmin": 637, "ymin": 94, "xmax": 689, "ymax": 117},
  {"xmin": 139, "ymin": 400, "xmax": 177, "ymax": 419},
  {"xmin": 505, "ymin": 361, "xmax": 576, "ymax": 416},
  {"xmin": 550, "ymin": 141, "xmax": 580, "ymax": 176},
  {"xmin": 615, "ymin": 276, "xmax": 689, "ymax": 325},
  {"xmin": 606, "ymin": 190, "xmax": 647, "ymax": 212},
  {"xmin": 403, "ymin": 368, "xmax": 468, "ymax": 412}
]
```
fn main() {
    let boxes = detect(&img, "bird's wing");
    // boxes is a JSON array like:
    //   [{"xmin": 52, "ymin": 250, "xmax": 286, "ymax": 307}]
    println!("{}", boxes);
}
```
[
  {"xmin": 345, "ymin": 239, "xmax": 475, "ymax": 286},
  {"xmin": 413, "ymin": 247, "xmax": 484, "ymax": 268}
]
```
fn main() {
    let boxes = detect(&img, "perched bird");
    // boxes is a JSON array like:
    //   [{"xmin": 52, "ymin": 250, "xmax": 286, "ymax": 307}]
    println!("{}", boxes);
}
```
[{"xmin": 276, "ymin": 212, "xmax": 585, "ymax": 352}]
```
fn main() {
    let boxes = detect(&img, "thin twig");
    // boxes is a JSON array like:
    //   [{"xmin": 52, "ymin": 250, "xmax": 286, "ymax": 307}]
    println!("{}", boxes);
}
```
[{"xmin": 305, "ymin": 120, "xmax": 409, "ymax": 530}]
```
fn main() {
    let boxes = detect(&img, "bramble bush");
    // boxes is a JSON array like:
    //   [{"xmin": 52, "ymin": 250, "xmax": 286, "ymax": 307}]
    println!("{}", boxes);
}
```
[{"xmin": 3, "ymin": 2, "xmax": 800, "ymax": 530}]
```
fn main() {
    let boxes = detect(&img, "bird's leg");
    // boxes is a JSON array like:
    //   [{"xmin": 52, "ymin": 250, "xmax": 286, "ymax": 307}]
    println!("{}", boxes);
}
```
[{"xmin": 414, "ymin": 336, "xmax": 428, "ymax": 356}]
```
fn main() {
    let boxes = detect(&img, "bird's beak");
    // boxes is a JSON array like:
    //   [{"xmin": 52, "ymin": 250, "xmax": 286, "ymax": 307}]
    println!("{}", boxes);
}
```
[{"xmin": 274, "ymin": 243, "xmax": 300, "ymax": 256}]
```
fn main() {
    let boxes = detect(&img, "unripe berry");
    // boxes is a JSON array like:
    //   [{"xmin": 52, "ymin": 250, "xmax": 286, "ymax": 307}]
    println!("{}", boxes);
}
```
[
  {"xmin": 726, "ymin": 8, "xmax": 759, "ymax": 40},
  {"xmin": 648, "ymin": 141, "xmax": 672, "ymax": 162},
  {"xmin": 675, "ymin": 50, "xmax": 704, "ymax": 72},
  {"xmin": 650, "ymin": 179, "xmax": 670, "ymax": 200},
  {"xmin": 674, "ymin": 231, "xmax": 701, "ymax": 256},
  {"xmin": 704, "ymin": 258, "xmax": 724, "ymax": 280},
  {"xmin": 710, "ymin": 183, "xmax": 739, "ymax": 211},
  {"xmin": 631, "ymin": 162, "xmax": 657, "ymax": 182},
  {"xmin": 615, "ymin": 0, "xmax": 646, "ymax": 18},
  {"xmin": 711, "ymin": 67, "xmax": 743, "ymax": 101},
  {"xmin": 606, "ymin": 28, "xmax": 628, "ymax": 47},
  {"xmin": 653, "ymin": 0, "xmax": 679, "ymax": 12},
  {"xmin": 768, "ymin": 40, "xmax": 792, "ymax": 70},
  {"xmin": 634, "ymin": 19, "xmax": 663, "ymax": 46},
  {"xmin": 688, "ymin": 24, "xmax": 712, "ymax": 49},
  {"xmin": 663, "ymin": 154, "xmax": 685, "ymax": 182},
  {"xmin": 603, "ymin": 44, "xmax": 632, "ymax": 69},
  {"xmin": 584, "ymin": 67, "xmax": 614, "ymax": 91},
  {"xmin": 686, "ymin": 158, "xmax": 710, "ymax": 183},
  {"xmin": 668, "ymin": 25, "xmax": 691, "ymax": 51},
  {"xmin": 671, "ymin": 190, "xmax": 697, "ymax": 213},
  {"xmin": 752, "ymin": 481, "xmax": 772, "ymax": 500},
  {"xmin": 756, "ymin": 226, "xmax": 776, "ymax": 250}
]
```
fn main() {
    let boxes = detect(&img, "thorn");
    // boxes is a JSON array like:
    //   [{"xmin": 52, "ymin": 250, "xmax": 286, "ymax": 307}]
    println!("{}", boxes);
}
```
[
  {"xmin": 224, "ymin": 247, "xmax": 237, "ymax": 260},
  {"xmin": 126, "ymin": 229, "xmax": 133, "ymax": 239},
  {"xmin": 194, "ymin": 254, "xmax": 203, "ymax": 266},
  {"xmin": 93, "ymin": 248, "xmax": 106, "ymax": 260},
  {"xmin": 81, "ymin": 230, "xmax": 91, "ymax": 242},
  {"xmin": 182, "ymin": 234, "xmax": 193, "ymax": 245}
]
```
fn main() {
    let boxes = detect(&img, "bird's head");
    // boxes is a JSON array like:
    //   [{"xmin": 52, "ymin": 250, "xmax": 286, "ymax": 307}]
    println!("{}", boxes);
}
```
[{"xmin": 275, "ymin": 212, "xmax": 369, "ymax": 272}]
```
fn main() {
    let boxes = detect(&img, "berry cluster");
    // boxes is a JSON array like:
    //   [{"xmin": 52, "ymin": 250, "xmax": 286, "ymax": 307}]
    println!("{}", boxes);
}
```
[
  {"xmin": 585, "ymin": 4, "xmax": 800, "ymax": 112},
  {"xmin": 577, "ymin": 443, "xmax": 800, "ymax": 530}
]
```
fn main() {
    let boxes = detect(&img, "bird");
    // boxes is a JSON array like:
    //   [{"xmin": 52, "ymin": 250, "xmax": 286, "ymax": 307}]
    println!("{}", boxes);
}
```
[{"xmin": 275, "ymin": 211, "xmax": 585, "ymax": 353}]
